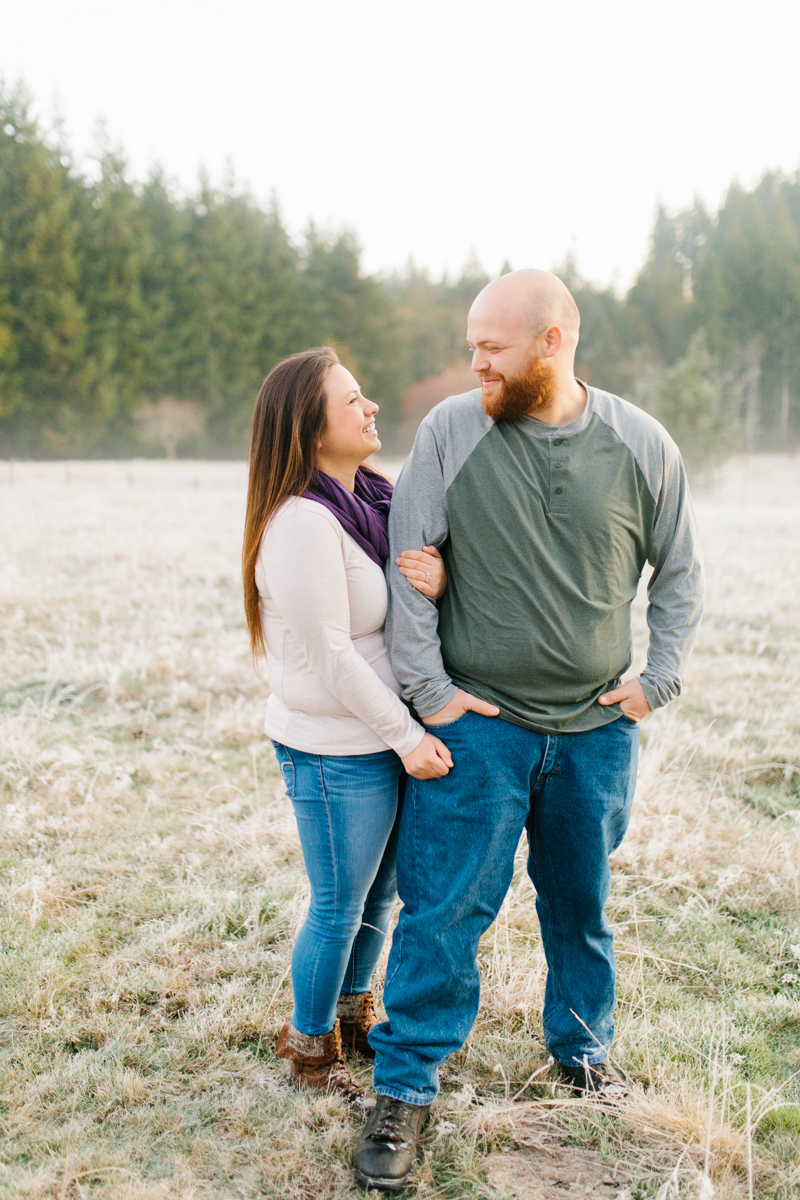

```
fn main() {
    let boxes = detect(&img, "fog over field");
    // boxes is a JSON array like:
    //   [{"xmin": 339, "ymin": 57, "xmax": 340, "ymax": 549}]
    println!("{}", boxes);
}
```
[{"xmin": 1, "ymin": 458, "xmax": 800, "ymax": 1198}]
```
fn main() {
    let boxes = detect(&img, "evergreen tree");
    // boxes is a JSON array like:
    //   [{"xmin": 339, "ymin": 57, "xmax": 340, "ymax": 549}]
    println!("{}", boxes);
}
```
[
  {"xmin": 635, "ymin": 330, "xmax": 743, "ymax": 477},
  {"xmin": 693, "ymin": 177, "xmax": 800, "ymax": 445},
  {"xmin": 625, "ymin": 202, "xmax": 712, "ymax": 367},
  {"xmin": 556, "ymin": 255, "xmax": 635, "ymax": 396},
  {"xmin": 386, "ymin": 255, "xmax": 490, "ymax": 399},
  {"xmin": 135, "ymin": 170, "xmax": 195, "ymax": 403},
  {"xmin": 1, "ymin": 77, "xmax": 799, "ymax": 457},
  {"xmin": 299, "ymin": 226, "xmax": 404, "ymax": 432},
  {"xmin": 180, "ymin": 179, "xmax": 301, "ymax": 451},
  {"xmin": 0, "ymin": 85, "xmax": 86, "ymax": 454},
  {"xmin": 72, "ymin": 142, "xmax": 150, "ymax": 451}
]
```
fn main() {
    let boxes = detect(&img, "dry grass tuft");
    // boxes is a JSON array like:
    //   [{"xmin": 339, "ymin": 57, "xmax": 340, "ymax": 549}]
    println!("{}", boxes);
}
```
[{"xmin": 1, "ymin": 455, "xmax": 800, "ymax": 1198}]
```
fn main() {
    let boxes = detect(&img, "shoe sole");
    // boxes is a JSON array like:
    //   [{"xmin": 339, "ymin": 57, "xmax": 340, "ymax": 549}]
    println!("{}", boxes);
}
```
[{"xmin": 354, "ymin": 1167, "xmax": 411, "ymax": 1192}]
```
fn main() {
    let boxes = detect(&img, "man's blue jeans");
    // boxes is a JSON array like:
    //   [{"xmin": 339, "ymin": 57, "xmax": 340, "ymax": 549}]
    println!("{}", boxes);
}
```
[
  {"xmin": 271, "ymin": 742, "xmax": 403, "ymax": 1036},
  {"xmin": 370, "ymin": 711, "xmax": 640, "ymax": 1105}
]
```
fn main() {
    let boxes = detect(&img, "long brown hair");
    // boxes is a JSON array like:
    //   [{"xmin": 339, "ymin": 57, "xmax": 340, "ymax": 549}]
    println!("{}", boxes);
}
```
[{"xmin": 242, "ymin": 346, "xmax": 339, "ymax": 657}]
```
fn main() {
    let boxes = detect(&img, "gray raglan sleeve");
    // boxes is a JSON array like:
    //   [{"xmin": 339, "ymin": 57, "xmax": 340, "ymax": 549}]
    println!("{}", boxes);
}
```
[
  {"xmin": 640, "ymin": 436, "xmax": 705, "ymax": 710},
  {"xmin": 385, "ymin": 419, "xmax": 460, "ymax": 719}
]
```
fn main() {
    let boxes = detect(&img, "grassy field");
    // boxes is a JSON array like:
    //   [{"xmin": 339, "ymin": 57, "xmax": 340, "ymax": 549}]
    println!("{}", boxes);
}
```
[{"xmin": 1, "ymin": 455, "xmax": 799, "ymax": 1199}]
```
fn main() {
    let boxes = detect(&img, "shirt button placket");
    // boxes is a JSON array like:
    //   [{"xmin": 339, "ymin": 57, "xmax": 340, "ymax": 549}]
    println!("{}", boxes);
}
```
[{"xmin": 550, "ymin": 436, "xmax": 567, "ymax": 511}]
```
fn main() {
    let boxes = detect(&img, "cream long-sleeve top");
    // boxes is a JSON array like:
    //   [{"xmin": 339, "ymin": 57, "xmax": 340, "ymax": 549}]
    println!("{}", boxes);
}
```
[{"xmin": 256, "ymin": 496, "xmax": 426, "ymax": 757}]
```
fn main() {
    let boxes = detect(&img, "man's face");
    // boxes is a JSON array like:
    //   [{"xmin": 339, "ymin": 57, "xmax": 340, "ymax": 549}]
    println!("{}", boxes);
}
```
[{"xmin": 467, "ymin": 303, "xmax": 555, "ymax": 421}]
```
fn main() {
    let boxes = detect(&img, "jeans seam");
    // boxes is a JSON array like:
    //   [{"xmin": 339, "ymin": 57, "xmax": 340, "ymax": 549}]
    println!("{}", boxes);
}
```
[
  {"xmin": 384, "ymin": 780, "xmax": 416, "ymax": 992},
  {"xmin": 345, "ymin": 923, "xmax": 362, "ymax": 993},
  {"xmin": 274, "ymin": 743, "xmax": 296, "ymax": 797},
  {"xmin": 285, "ymin": 746, "xmax": 296, "ymax": 797},
  {"xmin": 531, "ymin": 739, "xmax": 572, "ymax": 1053},
  {"xmin": 349, "ymin": 760, "xmax": 401, "ymax": 994},
  {"xmin": 341, "ymin": 943, "xmax": 355, "ymax": 993},
  {"xmin": 305, "ymin": 754, "xmax": 337, "ymax": 1025},
  {"xmin": 530, "ymin": 834, "xmax": 568, "ymax": 1047},
  {"xmin": 533, "ymin": 735, "xmax": 552, "ymax": 788}
]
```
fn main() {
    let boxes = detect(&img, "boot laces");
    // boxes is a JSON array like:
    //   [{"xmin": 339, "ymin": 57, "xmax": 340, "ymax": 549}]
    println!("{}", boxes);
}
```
[
  {"xmin": 584, "ymin": 1063, "xmax": 630, "ymax": 1098},
  {"xmin": 360, "ymin": 992, "xmax": 377, "ymax": 1028},
  {"xmin": 372, "ymin": 1098, "xmax": 413, "ymax": 1146},
  {"xmin": 329, "ymin": 1059, "xmax": 365, "ymax": 1102},
  {"xmin": 595, "ymin": 1074, "xmax": 627, "ymax": 1097}
]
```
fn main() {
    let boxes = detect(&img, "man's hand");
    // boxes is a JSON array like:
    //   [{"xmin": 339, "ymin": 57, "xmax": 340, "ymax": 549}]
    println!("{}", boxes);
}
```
[
  {"xmin": 401, "ymin": 732, "xmax": 454, "ymax": 779},
  {"xmin": 598, "ymin": 677, "xmax": 651, "ymax": 723},
  {"xmin": 423, "ymin": 687, "xmax": 500, "ymax": 726}
]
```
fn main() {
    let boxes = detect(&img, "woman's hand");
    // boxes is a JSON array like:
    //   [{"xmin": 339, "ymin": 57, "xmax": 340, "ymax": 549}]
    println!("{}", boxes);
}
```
[
  {"xmin": 396, "ymin": 545, "xmax": 447, "ymax": 600},
  {"xmin": 401, "ymin": 731, "xmax": 453, "ymax": 779}
]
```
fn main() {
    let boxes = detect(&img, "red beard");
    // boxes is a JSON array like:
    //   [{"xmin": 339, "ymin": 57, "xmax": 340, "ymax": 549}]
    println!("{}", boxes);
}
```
[{"xmin": 480, "ymin": 356, "xmax": 557, "ymax": 421}]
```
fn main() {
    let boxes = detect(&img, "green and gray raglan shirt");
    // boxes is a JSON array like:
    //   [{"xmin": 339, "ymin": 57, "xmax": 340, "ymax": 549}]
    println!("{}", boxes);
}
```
[{"xmin": 386, "ymin": 385, "xmax": 704, "ymax": 735}]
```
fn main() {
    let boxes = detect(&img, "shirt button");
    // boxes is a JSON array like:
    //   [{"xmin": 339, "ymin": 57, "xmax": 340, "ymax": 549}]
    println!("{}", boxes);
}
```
[
  {"xmin": 553, "ymin": 438, "xmax": 562, "ymax": 445},
  {"xmin": 555, "ymin": 487, "xmax": 563, "ymax": 494},
  {"xmin": 554, "ymin": 461, "xmax": 563, "ymax": 468}
]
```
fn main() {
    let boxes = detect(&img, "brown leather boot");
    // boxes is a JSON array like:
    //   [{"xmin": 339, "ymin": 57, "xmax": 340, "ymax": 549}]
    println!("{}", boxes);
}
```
[
  {"xmin": 337, "ymin": 991, "xmax": 379, "ymax": 1058},
  {"xmin": 275, "ymin": 1020, "xmax": 369, "ymax": 1109}
]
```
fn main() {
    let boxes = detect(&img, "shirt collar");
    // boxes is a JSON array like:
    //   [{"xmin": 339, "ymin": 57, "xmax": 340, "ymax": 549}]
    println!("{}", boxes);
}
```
[{"xmin": 518, "ymin": 380, "xmax": 594, "ymax": 439}]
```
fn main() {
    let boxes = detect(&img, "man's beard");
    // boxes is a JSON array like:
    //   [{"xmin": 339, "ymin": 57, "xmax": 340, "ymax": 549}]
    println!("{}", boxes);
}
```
[{"xmin": 480, "ymin": 356, "xmax": 557, "ymax": 421}]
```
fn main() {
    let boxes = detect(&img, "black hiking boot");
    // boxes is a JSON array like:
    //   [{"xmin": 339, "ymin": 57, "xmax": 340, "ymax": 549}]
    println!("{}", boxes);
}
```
[
  {"xmin": 354, "ymin": 1094, "xmax": 430, "ymax": 1191},
  {"xmin": 557, "ymin": 1058, "xmax": 631, "ymax": 1103}
]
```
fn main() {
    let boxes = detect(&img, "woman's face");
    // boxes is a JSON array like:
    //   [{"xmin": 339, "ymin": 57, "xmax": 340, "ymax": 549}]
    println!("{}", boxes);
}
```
[{"xmin": 318, "ymin": 364, "xmax": 381, "ymax": 465}]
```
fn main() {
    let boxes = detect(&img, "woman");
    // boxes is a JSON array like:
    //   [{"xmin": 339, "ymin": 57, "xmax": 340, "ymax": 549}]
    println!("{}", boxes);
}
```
[{"xmin": 242, "ymin": 346, "xmax": 452, "ymax": 1108}]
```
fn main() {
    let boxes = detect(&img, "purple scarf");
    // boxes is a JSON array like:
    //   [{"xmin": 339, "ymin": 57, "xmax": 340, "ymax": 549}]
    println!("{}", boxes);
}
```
[{"xmin": 303, "ymin": 467, "xmax": 394, "ymax": 567}]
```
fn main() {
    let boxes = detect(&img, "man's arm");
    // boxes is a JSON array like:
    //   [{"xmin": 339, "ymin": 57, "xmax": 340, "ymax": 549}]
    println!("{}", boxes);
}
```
[
  {"xmin": 600, "ymin": 437, "xmax": 703, "ymax": 719},
  {"xmin": 638, "ymin": 438, "xmax": 704, "ymax": 710},
  {"xmin": 388, "ymin": 395, "xmax": 501, "ymax": 725},
  {"xmin": 386, "ymin": 419, "xmax": 459, "ymax": 718}
]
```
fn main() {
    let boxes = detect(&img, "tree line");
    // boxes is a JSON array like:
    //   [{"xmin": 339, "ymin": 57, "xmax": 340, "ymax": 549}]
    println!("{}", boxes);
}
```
[{"xmin": 1, "ymin": 83, "xmax": 799, "ymax": 467}]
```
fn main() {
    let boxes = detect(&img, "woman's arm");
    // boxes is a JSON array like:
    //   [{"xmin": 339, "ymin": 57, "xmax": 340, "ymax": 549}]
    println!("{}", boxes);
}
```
[{"xmin": 261, "ymin": 504, "xmax": 434, "ymax": 760}]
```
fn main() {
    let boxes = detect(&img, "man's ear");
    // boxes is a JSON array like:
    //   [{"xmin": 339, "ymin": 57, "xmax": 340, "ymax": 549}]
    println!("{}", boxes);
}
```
[{"xmin": 542, "ymin": 325, "xmax": 564, "ymax": 358}]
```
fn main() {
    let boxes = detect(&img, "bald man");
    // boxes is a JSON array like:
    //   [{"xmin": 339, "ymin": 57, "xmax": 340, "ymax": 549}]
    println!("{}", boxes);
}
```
[{"xmin": 355, "ymin": 271, "xmax": 703, "ymax": 1192}]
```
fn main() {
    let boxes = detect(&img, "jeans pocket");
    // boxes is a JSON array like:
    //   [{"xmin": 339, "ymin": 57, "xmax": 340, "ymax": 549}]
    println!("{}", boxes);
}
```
[
  {"xmin": 617, "ymin": 712, "xmax": 640, "ymax": 728},
  {"xmin": 423, "ymin": 712, "xmax": 468, "ymax": 731},
  {"xmin": 271, "ymin": 742, "xmax": 296, "ymax": 797}
]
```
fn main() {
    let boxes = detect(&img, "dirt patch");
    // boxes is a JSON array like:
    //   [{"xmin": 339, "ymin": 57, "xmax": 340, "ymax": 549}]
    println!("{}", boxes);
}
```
[{"xmin": 484, "ymin": 1145, "xmax": 631, "ymax": 1198}]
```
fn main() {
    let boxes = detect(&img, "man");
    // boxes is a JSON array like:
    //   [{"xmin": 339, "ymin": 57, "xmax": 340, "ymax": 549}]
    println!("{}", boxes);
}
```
[{"xmin": 354, "ymin": 270, "xmax": 704, "ymax": 1192}]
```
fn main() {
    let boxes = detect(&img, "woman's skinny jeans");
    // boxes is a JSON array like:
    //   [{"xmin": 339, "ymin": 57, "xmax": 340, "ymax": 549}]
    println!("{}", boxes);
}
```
[{"xmin": 271, "ymin": 741, "xmax": 403, "ymax": 1036}]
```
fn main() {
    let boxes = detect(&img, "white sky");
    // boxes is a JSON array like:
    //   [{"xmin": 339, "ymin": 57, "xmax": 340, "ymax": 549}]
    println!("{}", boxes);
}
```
[{"xmin": 3, "ymin": 0, "xmax": 800, "ymax": 290}]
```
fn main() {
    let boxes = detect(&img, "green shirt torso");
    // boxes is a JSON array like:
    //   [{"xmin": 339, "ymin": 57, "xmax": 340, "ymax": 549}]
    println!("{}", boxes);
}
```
[
  {"xmin": 386, "ymin": 386, "xmax": 703, "ymax": 732},
  {"xmin": 438, "ymin": 414, "xmax": 655, "ymax": 732}
]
